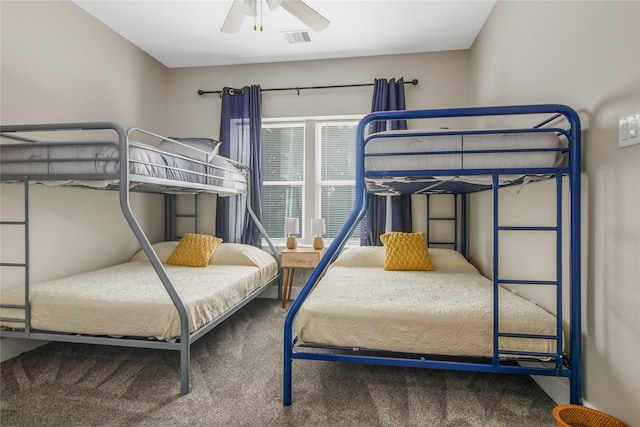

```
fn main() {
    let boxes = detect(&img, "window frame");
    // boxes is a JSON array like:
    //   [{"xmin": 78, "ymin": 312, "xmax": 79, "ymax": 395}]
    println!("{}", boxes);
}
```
[{"xmin": 261, "ymin": 114, "xmax": 364, "ymax": 247}]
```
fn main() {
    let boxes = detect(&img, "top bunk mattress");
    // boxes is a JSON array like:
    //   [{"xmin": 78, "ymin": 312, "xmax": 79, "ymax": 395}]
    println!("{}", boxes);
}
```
[
  {"xmin": 365, "ymin": 129, "xmax": 564, "ymax": 171},
  {"xmin": 364, "ymin": 129, "xmax": 566, "ymax": 192},
  {"xmin": 0, "ymin": 140, "xmax": 247, "ymax": 194}
]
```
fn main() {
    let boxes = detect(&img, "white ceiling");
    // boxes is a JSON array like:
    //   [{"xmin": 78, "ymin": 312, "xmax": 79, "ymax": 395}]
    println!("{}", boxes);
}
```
[{"xmin": 73, "ymin": 0, "xmax": 496, "ymax": 69}]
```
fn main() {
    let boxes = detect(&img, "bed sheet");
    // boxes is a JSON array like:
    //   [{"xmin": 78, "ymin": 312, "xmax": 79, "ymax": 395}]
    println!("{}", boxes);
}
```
[
  {"xmin": 0, "ymin": 244, "xmax": 277, "ymax": 341},
  {"xmin": 293, "ymin": 247, "xmax": 561, "ymax": 358}
]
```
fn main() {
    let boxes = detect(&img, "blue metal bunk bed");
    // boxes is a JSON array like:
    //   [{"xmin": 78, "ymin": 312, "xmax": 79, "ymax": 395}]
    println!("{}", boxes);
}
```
[
  {"xmin": 283, "ymin": 104, "xmax": 582, "ymax": 405},
  {"xmin": 0, "ymin": 122, "xmax": 280, "ymax": 395}
]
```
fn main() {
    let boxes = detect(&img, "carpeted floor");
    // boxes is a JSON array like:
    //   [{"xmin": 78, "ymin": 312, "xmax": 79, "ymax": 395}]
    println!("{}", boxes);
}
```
[{"xmin": 1, "ymin": 298, "xmax": 558, "ymax": 426}]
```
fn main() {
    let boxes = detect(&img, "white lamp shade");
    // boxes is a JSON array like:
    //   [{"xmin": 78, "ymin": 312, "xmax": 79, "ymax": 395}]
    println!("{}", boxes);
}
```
[
  {"xmin": 311, "ymin": 218, "xmax": 326, "ymax": 236},
  {"xmin": 285, "ymin": 217, "xmax": 299, "ymax": 235}
]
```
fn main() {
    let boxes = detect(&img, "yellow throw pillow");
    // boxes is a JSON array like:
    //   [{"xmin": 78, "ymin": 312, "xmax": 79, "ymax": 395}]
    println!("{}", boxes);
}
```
[
  {"xmin": 166, "ymin": 233, "xmax": 222, "ymax": 267},
  {"xmin": 379, "ymin": 232, "xmax": 434, "ymax": 271}
]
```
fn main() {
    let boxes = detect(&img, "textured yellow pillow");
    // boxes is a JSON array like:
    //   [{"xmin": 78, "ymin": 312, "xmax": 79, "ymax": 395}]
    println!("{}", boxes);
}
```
[
  {"xmin": 379, "ymin": 232, "xmax": 434, "ymax": 271},
  {"xmin": 166, "ymin": 233, "xmax": 222, "ymax": 267}
]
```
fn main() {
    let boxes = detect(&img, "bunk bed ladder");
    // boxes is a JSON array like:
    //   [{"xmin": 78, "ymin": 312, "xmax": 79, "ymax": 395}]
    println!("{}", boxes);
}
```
[
  {"xmin": 0, "ymin": 179, "xmax": 31, "ymax": 334},
  {"xmin": 426, "ymin": 194, "xmax": 458, "ymax": 250},
  {"xmin": 165, "ymin": 194, "xmax": 199, "ymax": 241},
  {"xmin": 492, "ymin": 173, "xmax": 564, "ymax": 370}
]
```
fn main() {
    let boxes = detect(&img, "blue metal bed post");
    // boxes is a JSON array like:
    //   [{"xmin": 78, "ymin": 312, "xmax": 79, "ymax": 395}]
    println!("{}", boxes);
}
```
[
  {"xmin": 567, "ymin": 108, "xmax": 583, "ymax": 405},
  {"xmin": 555, "ymin": 173, "xmax": 564, "ymax": 372},
  {"xmin": 426, "ymin": 194, "xmax": 431, "ymax": 244},
  {"xmin": 283, "ymin": 112, "xmax": 371, "ymax": 406},
  {"xmin": 454, "ymin": 195, "xmax": 458, "ymax": 252},
  {"xmin": 460, "ymin": 194, "xmax": 468, "ymax": 258},
  {"xmin": 492, "ymin": 173, "xmax": 500, "ymax": 368}
]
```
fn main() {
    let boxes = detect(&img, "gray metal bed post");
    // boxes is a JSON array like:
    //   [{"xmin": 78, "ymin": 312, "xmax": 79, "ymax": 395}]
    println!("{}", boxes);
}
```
[
  {"xmin": 114, "ymin": 123, "xmax": 192, "ymax": 395},
  {"xmin": 0, "ymin": 178, "xmax": 32, "ymax": 334}
]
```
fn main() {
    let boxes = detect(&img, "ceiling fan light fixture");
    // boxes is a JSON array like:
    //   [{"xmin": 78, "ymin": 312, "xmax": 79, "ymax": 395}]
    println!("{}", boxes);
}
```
[
  {"xmin": 242, "ymin": 0, "xmax": 258, "ymax": 17},
  {"xmin": 265, "ymin": 0, "xmax": 282, "ymax": 10},
  {"xmin": 221, "ymin": 0, "xmax": 329, "ymax": 34}
]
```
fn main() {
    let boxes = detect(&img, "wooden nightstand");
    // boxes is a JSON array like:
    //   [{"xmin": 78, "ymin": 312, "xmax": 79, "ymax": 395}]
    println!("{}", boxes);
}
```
[{"xmin": 281, "ymin": 247, "xmax": 324, "ymax": 308}]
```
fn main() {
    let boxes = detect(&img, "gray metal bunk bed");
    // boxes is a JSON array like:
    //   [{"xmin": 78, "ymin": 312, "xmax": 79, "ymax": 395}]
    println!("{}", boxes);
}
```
[
  {"xmin": 0, "ymin": 122, "xmax": 280, "ymax": 395},
  {"xmin": 284, "ymin": 104, "xmax": 583, "ymax": 405}
]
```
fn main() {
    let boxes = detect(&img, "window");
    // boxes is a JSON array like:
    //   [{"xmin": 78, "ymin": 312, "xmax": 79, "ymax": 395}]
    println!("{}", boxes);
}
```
[{"xmin": 261, "ymin": 116, "xmax": 362, "ymax": 245}]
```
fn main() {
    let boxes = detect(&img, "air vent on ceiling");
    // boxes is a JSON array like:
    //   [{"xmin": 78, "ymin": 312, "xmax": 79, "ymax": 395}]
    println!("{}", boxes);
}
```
[{"xmin": 282, "ymin": 31, "xmax": 311, "ymax": 44}]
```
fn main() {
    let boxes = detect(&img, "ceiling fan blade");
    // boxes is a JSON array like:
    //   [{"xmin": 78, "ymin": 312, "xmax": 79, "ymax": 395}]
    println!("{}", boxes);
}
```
[
  {"xmin": 280, "ymin": 0, "xmax": 330, "ymax": 32},
  {"xmin": 265, "ymin": 0, "xmax": 282, "ymax": 11},
  {"xmin": 220, "ymin": 0, "xmax": 247, "ymax": 33}
]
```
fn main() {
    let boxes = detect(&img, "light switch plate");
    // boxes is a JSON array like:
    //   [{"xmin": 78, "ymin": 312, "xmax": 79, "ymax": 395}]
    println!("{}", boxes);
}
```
[{"xmin": 619, "ymin": 113, "xmax": 640, "ymax": 147}]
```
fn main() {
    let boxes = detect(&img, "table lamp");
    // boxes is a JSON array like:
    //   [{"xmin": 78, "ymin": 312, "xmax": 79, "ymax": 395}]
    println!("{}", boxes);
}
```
[
  {"xmin": 285, "ymin": 217, "xmax": 299, "ymax": 249},
  {"xmin": 311, "ymin": 217, "xmax": 326, "ymax": 250}
]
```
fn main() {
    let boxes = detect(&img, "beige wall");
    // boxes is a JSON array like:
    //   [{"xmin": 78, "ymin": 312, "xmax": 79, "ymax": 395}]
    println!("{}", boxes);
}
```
[
  {"xmin": 469, "ymin": 1, "xmax": 640, "ymax": 424},
  {"xmin": 0, "ymin": 0, "xmax": 168, "ymax": 285},
  {"xmin": 167, "ymin": 50, "xmax": 470, "ymax": 138}
]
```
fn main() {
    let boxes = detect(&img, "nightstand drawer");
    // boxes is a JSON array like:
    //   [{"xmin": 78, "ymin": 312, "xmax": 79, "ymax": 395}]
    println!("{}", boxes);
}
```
[{"xmin": 281, "ymin": 249, "xmax": 322, "ymax": 268}]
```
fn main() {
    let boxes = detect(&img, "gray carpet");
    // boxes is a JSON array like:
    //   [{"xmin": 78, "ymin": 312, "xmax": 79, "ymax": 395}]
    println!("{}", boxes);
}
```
[{"xmin": 1, "ymin": 298, "xmax": 557, "ymax": 426}]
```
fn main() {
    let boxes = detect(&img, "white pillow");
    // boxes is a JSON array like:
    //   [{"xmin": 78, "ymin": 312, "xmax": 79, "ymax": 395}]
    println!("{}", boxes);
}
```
[
  {"xmin": 427, "ymin": 248, "xmax": 479, "ymax": 274},
  {"xmin": 210, "ymin": 243, "xmax": 275, "ymax": 268},
  {"xmin": 331, "ymin": 246, "xmax": 385, "ymax": 268},
  {"xmin": 158, "ymin": 137, "xmax": 221, "ymax": 162},
  {"xmin": 130, "ymin": 241, "xmax": 179, "ymax": 263}
]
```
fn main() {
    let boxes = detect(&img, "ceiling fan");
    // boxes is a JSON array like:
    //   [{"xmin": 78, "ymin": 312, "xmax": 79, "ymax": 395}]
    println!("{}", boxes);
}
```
[{"xmin": 221, "ymin": 0, "xmax": 330, "ymax": 33}]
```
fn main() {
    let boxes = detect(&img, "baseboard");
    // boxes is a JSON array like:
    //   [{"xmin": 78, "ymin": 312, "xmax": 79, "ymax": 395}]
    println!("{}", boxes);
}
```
[
  {"xmin": 257, "ymin": 283, "xmax": 281, "ymax": 300},
  {"xmin": 1, "ymin": 337, "xmax": 48, "ymax": 362},
  {"xmin": 519, "ymin": 360, "xmax": 593, "ymax": 408}
]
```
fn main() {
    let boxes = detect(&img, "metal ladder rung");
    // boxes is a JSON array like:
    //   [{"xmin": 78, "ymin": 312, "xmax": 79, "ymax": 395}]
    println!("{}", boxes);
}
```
[
  {"xmin": 498, "ymin": 349, "xmax": 560, "ymax": 359},
  {"xmin": 498, "ymin": 225, "xmax": 558, "ymax": 231},
  {"xmin": 499, "ymin": 279, "xmax": 558, "ymax": 286},
  {"xmin": 426, "ymin": 194, "xmax": 459, "ymax": 251},
  {"xmin": 0, "ymin": 303, "xmax": 27, "ymax": 310},
  {"xmin": 0, "ymin": 317, "xmax": 26, "ymax": 324},
  {"xmin": 165, "ymin": 194, "xmax": 199, "ymax": 241},
  {"xmin": 498, "ymin": 332, "xmax": 558, "ymax": 340},
  {"xmin": 0, "ymin": 262, "xmax": 27, "ymax": 268}
]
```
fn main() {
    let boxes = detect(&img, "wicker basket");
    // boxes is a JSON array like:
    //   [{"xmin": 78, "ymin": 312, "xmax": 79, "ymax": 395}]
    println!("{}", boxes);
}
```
[{"xmin": 552, "ymin": 405, "xmax": 628, "ymax": 427}]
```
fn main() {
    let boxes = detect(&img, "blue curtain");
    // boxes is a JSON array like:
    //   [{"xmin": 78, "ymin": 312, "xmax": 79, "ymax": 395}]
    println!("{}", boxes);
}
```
[
  {"xmin": 216, "ymin": 86, "xmax": 263, "ymax": 246},
  {"xmin": 361, "ymin": 78, "xmax": 412, "ymax": 246}
]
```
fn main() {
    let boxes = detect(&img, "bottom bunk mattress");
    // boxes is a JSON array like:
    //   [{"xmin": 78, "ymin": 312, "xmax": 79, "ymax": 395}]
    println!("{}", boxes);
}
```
[
  {"xmin": 293, "ymin": 246, "xmax": 561, "ymax": 359},
  {"xmin": 0, "ymin": 242, "xmax": 277, "ymax": 341}
]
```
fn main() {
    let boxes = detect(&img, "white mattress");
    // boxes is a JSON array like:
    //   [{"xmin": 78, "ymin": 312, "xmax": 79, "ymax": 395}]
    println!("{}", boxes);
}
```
[
  {"xmin": 364, "ymin": 129, "xmax": 564, "ymax": 186},
  {"xmin": 0, "ymin": 141, "xmax": 247, "ymax": 191},
  {"xmin": 294, "ymin": 247, "xmax": 561, "ymax": 358},
  {"xmin": 0, "ymin": 243, "xmax": 277, "ymax": 341}
]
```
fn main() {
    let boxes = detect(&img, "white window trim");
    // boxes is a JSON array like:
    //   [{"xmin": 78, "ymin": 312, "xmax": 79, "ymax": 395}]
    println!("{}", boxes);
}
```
[{"xmin": 262, "ymin": 115, "xmax": 364, "ymax": 247}]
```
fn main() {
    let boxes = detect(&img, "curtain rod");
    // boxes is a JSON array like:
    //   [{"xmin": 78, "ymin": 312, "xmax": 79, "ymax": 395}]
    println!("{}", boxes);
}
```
[{"xmin": 197, "ymin": 78, "xmax": 419, "ymax": 97}]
